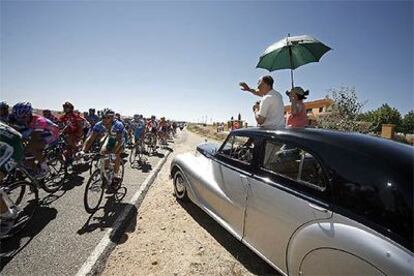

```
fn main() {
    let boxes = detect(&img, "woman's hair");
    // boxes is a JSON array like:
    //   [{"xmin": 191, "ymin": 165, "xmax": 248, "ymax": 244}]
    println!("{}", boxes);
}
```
[{"xmin": 297, "ymin": 94, "xmax": 307, "ymax": 100}]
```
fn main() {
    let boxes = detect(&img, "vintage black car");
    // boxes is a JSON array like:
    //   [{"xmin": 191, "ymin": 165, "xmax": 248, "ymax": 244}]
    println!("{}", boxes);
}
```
[{"xmin": 171, "ymin": 127, "xmax": 413, "ymax": 275}]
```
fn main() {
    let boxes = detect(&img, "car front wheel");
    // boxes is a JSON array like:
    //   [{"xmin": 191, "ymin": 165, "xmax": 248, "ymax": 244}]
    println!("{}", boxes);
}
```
[{"xmin": 173, "ymin": 170, "xmax": 188, "ymax": 201}]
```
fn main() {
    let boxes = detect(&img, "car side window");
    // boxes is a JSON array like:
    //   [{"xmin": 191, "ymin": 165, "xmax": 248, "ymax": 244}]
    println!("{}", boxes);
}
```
[
  {"xmin": 219, "ymin": 135, "xmax": 255, "ymax": 164},
  {"xmin": 262, "ymin": 140, "xmax": 325, "ymax": 189}
]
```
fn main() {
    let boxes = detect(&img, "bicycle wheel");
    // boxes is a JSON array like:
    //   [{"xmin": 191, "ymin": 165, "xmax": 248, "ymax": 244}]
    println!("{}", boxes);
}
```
[
  {"xmin": 129, "ymin": 144, "xmax": 137, "ymax": 166},
  {"xmin": 84, "ymin": 170, "xmax": 105, "ymax": 213},
  {"xmin": 144, "ymin": 133, "xmax": 153, "ymax": 155},
  {"xmin": 1, "ymin": 181, "xmax": 39, "ymax": 239},
  {"xmin": 113, "ymin": 159, "xmax": 125, "ymax": 192},
  {"xmin": 42, "ymin": 154, "xmax": 67, "ymax": 193},
  {"xmin": 89, "ymin": 157, "xmax": 98, "ymax": 175}
]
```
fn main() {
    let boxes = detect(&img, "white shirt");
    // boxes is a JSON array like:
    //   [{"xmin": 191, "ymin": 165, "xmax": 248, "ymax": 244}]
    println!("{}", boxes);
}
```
[{"xmin": 257, "ymin": 89, "xmax": 285, "ymax": 128}]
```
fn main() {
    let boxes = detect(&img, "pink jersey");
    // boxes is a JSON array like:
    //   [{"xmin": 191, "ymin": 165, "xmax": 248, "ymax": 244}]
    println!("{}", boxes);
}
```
[
  {"xmin": 287, "ymin": 101, "xmax": 308, "ymax": 128},
  {"xmin": 29, "ymin": 114, "xmax": 59, "ymax": 142}
]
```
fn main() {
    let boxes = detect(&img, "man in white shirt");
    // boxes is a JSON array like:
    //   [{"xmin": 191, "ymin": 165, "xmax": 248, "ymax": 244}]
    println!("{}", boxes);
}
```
[{"xmin": 240, "ymin": 75, "xmax": 285, "ymax": 128}]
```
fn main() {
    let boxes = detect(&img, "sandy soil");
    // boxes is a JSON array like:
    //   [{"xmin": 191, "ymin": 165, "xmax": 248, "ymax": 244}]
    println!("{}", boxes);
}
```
[{"xmin": 102, "ymin": 130, "xmax": 277, "ymax": 276}]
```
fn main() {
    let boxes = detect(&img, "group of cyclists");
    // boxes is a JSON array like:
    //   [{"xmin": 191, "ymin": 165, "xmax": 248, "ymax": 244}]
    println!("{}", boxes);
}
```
[{"xmin": 0, "ymin": 100, "xmax": 183, "ymax": 238}]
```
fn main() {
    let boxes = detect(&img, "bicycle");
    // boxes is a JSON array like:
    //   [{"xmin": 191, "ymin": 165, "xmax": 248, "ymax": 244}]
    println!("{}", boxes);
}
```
[
  {"xmin": 83, "ymin": 152, "xmax": 125, "ymax": 213},
  {"xmin": 0, "ymin": 165, "xmax": 40, "ymax": 239},
  {"xmin": 129, "ymin": 137, "xmax": 147, "ymax": 167},
  {"xmin": 144, "ymin": 131, "xmax": 157, "ymax": 155},
  {"xmin": 41, "ymin": 140, "xmax": 67, "ymax": 193}
]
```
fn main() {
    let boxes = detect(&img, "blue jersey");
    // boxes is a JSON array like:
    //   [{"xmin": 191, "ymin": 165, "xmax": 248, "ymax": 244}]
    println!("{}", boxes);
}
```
[
  {"xmin": 130, "ymin": 119, "xmax": 145, "ymax": 131},
  {"xmin": 92, "ymin": 120, "xmax": 125, "ymax": 136},
  {"xmin": 86, "ymin": 114, "xmax": 99, "ymax": 126}
]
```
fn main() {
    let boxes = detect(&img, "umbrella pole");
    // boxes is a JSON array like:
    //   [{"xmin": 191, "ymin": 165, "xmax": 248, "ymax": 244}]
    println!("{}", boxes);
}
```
[{"xmin": 288, "ymin": 45, "xmax": 294, "ymax": 89}]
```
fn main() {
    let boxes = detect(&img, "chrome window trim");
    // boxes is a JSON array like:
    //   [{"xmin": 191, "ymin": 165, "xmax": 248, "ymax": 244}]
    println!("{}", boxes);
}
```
[{"xmin": 261, "ymin": 167, "xmax": 326, "ymax": 192}]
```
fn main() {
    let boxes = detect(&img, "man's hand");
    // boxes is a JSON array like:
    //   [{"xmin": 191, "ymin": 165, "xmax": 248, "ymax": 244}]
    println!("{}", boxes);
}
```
[{"xmin": 239, "ymin": 82, "xmax": 251, "ymax": 92}]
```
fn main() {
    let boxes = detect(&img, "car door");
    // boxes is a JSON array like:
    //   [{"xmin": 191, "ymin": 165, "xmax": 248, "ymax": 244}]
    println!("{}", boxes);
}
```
[
  {"xmin": 242, "ymin": 138, "xmax": 332, "ymax": 273},
  {"xmin": 212, "ymin": 134, "xmax": 256, "ymax": 239}
]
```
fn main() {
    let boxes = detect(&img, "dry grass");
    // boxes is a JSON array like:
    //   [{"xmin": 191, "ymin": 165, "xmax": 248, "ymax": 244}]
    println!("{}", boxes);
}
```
[{"xmin": 187, "ymin": 124, "xmax": 227, "ymax": 142}]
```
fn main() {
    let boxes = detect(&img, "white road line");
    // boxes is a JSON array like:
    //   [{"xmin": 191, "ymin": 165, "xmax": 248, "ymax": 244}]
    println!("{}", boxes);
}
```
[{"xmin": 75, "ymin": 150, "xmax": 172, "ymax": 276}]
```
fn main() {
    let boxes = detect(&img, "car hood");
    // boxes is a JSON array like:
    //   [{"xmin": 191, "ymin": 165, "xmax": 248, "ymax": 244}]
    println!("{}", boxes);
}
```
[{"xmin": 196, "ymin": 142, "xmax": 220, "ymax": 157}]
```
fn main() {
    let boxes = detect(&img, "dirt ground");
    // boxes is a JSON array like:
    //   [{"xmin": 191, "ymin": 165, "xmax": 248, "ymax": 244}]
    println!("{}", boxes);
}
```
[{"xmin": 102, "ymin": 129, "xmax": 277, "ymax": 276}]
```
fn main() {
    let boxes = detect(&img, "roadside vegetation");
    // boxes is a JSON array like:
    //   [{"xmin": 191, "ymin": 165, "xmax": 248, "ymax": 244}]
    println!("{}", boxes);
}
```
[{"xmin": 186, "ymin": 124, "xmax": 227, "ymax": 142}]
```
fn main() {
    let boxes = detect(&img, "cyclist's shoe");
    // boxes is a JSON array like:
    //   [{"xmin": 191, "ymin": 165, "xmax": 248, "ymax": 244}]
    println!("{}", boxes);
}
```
[
  {"xmin": 0, "ymin": 208, "xmax": 19, "ymax": 238},
  {"xmin": 120, "ymin": 152, "xmax": 128, "ymax": 159},
  {"xmin": 0, "ymin": 207, "xmax": 19, "ymax": 221},
  {"xmin": 109, "ymin": 177, "xmax": 122, "ymax": 192},
  {"xmin": 0, "ymin": 219, "xmax": 14, "ymax": 238},
  {"xmin": 105, "ymin": 187, "xmax": 115, "ymax": 194},
  {"xmin": 106, "ymin": 181, "xmax": 119, "ymax": 194}
]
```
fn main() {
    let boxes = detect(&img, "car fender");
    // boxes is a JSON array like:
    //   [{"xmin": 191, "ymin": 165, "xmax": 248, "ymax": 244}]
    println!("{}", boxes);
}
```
[
  {"xmin": 286, "ymin": 218, "xmax": 414, "ymax": 275},
  {"xmin": 171, "ymin": 153, "xmax": 229, "ymax": 209}
]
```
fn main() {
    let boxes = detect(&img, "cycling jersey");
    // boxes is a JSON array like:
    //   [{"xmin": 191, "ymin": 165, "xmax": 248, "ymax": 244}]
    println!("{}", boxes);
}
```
[
  {"xmin": 131, "ymin": 119, "xmax": 145, "ymax": 131},
  {"xmin": 18, "ymin": 114, "xmax": 59, "ymax": 145},
  {"xmin": 45, "ymin": 114, "xmax": 59, "ymax": 125},
  {"xmin": 92, "ymin": 119, "xmax": 125, "ymax": 135},
  {"xmin": 85, "ymin": 114, "xmax": 99, "ymax": 127},
  {"xmin": 92, "ymin": 120, "xmax": 125, "ymax": 151},
  {"xmin": 59, "ymin": 112, "xmax": 84, "ymax": 137},
  {"xmin": 130, "ymin": 119, "xmax": 145, "ymax": 140},
  {"xmin": 146, "ymin": 120, "xmax": 158, "ymax": 133},
  {"xmin": 0, "ymin": 122, "xmax": 23, "ymax": 174},
  {"xmin": 159, "ymin": 121, "xmax": 168, "ymax": 132}
]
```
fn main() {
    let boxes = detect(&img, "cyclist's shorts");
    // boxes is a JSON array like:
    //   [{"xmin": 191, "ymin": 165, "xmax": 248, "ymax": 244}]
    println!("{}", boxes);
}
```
[
  {"xmin": 0, "ymin": 123, "xmax": 24, "ymax": 174},
  {"xmin": 151, "ymin": 127, "xmax": 157, "ymax": 134},
  {"xmin": 134, "ymin": 128, "xmax": 144, "ymax": 140}
]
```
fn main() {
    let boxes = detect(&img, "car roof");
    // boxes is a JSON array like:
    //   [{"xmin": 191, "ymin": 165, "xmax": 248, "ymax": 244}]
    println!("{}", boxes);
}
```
[{"xmin": 231, "ymin": 127, "xmax": 414, "ymax": 173}]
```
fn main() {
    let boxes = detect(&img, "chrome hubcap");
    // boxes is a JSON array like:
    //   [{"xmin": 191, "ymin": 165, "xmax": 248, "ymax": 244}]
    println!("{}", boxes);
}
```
[{"xmin": 175, "ymin": 175, "xmax": 185, "ymax": 195}]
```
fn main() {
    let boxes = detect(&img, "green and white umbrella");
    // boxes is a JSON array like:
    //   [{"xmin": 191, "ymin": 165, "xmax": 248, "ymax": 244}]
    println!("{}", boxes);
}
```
[{"xmin": 257, "ymin": 34, "xmax": 331, "ymax": 88}]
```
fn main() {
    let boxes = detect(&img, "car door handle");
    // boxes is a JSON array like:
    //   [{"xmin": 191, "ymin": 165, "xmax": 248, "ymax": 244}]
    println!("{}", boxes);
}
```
[{"xmin": 308, "ymin": 203, "xmax": 328, "ymax": 213}]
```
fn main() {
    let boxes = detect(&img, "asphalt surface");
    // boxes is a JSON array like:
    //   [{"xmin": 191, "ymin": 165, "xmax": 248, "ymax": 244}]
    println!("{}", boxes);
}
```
[{"xmin": 0, "ymin": 143, "xmax": 173, "ymax": 276}]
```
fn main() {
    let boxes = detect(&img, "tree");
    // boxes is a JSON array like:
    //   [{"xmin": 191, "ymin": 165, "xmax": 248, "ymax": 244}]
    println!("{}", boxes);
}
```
[
  {"xmin": 401, "ymin": 110, "xmax": 414, "ymax": 134},
  {"xmin": 317, "ymin": 86, "xmax": 372, "ymax": 133},
  {"xmin": 361, "ymin": 104, "xmax": 402, "ymax": 132}
]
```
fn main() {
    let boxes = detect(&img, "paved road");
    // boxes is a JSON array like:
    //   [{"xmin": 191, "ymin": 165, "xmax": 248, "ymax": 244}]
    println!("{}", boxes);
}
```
[{"xmin": 0, "ymin": 142, "xmax": 173, "ymax": 276}]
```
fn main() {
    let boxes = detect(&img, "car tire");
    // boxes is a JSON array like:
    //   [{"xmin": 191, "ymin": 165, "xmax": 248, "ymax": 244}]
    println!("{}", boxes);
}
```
[{"xmin": 173, "ymin": 170, "xmax": 189, "ymax": 201}]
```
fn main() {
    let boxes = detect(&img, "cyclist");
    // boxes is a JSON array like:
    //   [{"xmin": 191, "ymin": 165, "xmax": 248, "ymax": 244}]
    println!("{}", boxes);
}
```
[
  {"xmin": 146, "ymin": 115, "xmax": 158, "ymax": 147},
  {"xmin": 146, "ymin": 115, "xmax": 158, "ymax": 134},
  {"xmin": 59, "ymin": 102, "xmax": 84, "ymax": 160},
  {"xmin": 11, "ymin": 102, "xmax": 59, "ymax": 178},
  {"xmin": 42, "ymin": 109, "xmax": 59, "ymax": 125},
  {"xmin": 0, "ymin": 121, "xmax": 24, "ymax": 237},
  {"xmin": 172, "ymin": 121, "xmax": 177, "ymax": 135},
  {"xmin": 82, "ymin": 108, "xmax": 125, "ymax": 192},
  {"xmin": 130, "ymin": 114, "xmax": 146, "ymax": 145},
  {"xmin": 0, "ymin": 102, "xmax": 10, "ymax": 124},
  {"xmin": 158, "ymin": 117, "xmax": 168, "ymax": 145},
  {"xmin": 85, "ymin": 108, "xmax": 99, "ymax": 128}
]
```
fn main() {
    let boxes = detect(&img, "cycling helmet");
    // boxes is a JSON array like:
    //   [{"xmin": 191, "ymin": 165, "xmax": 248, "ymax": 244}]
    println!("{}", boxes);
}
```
[
  {"xmin": 102, "ymin": 108, "xmax": 115, "ymax": 117},
  {"xmin": 0, "ymin": 101, "xmax": 9, "ymax": 109},
  {"xmin": 12, "ymin": 102, "xmax": 33, "ymax": 119},
  {"xmin": 63, "ymin": 101, "xmax": 74, "ymax": 110},
  {"xmin": 89, "ymin": 108, "xmax": 95, "ymax": 112}
]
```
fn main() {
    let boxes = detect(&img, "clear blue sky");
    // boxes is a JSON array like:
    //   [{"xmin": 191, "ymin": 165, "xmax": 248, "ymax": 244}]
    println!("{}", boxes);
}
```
[{"xmin": 1, "ymin": 1, "xmax": 413, "ymax": 124}]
